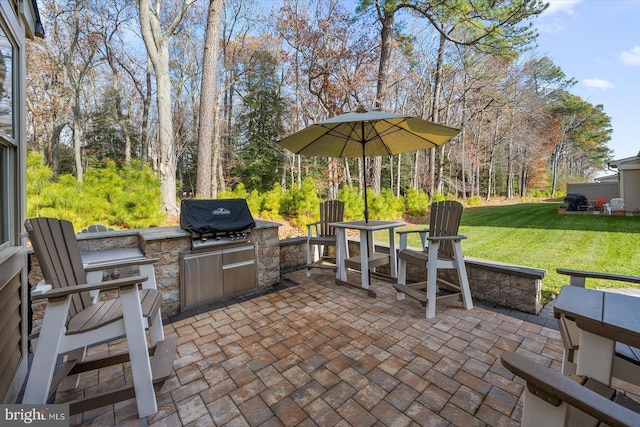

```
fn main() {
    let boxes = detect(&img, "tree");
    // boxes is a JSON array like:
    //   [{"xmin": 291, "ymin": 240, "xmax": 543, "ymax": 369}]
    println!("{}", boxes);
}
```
[
  {"xmin": 275, "ymin": 0, "xmax": 378, "ymax": 197},
  {"xmin": 548, "ymin": 91, "xmax": 612, "ymax": 197},
  {"xmin": 137, "ymin": 0, "xmax": 196, "ymax": 214},
  {"xmin": 196, "ymin": 0, "xmax": 225, "ymax": 198},
  {"xmin": 91, "ymin": 0, "xmax": 138, "ymax": 164},
  {"xmin": 235, "ymin": 48, "xmax": 286, "ymax": 192},
  {"xmin": 358, "ymin": 0, "xmax": 547, "ymax": 196}
]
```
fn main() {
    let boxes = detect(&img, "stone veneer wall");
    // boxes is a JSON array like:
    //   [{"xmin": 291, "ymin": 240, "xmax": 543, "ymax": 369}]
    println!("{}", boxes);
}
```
[
  {"xmin": 278, "ymin": 238, "xmax": 545, "ymax": 315},
  {"xmin": 28, "ymin": 220, "xmax": 281, "ymax": 319},
  {"xmin": 279, "ymin": 237, "xmax": 308, "ymax": 271}
]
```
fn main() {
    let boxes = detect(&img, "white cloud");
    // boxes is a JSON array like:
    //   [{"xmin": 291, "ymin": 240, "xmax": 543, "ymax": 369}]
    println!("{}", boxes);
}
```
[
  {"xmin": 537, "ymin": 1, "xmax": 583, "ymax": 34},
  {"xmin": 536, "ymin": 20, "xmax": 565, "ymax": 34},
  {"xmin": 621, "ymin": 46, "xmax": 640, "ymax": 66},
  {"xmin": 544, "ymin": 0, "xmax": 583, "ymax": 15},
  {"xmin": 583, "ymin": 79, "xmax": 615, "ymax": 90}
]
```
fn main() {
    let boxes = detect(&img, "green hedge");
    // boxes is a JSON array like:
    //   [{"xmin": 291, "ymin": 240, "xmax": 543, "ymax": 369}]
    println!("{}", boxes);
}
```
[
  {"xmin": 27, "ymin": 152, "xmax": 165, "ymax": 230},
  {"xmin": 28, "ymin": 152, "xmax": 480, "ymax": 230}
]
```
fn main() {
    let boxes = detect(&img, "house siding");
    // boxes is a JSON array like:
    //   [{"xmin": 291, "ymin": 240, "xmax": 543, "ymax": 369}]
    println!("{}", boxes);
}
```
[
  {"xmin": 0, "ymin": 1, "xmax": 41, "ymax": 403},
  {"xmin": 566, "ymin": 182, "xmax": 619, "ymax": 202},
  {"xmin": 622, "ymin": 169, "xmax": 640, "ymax": 212}
]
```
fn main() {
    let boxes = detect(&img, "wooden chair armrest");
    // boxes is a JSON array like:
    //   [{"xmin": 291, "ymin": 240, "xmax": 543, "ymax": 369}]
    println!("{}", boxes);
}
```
[
  {"xmin": 501, "ymin": 351, "xmax": 640, "ymax": 426},
  {"xmin": 31, "ymin": 275, "xmax": 148, "ymax": 301},
  {"xmin": 397, "ymin": 228, "xmax": 429, "ymax": 236},
  {"xmin": 84, "ymin": 257, "xmax": 159, "ymax": 272},
  {"xmin": 557, "ymin": 268, "xmax": 640, "ymax": 285},
  {"xmin": 427, "ymin": 234, "xmax": 467, "ymax": 242},
  {"xmin": 306, "ymin": 222, "xmax": 320, "ymax": 234},
  {"xmin": 398, "ymin": 229, "xmax": 428, "ymax": 249}
]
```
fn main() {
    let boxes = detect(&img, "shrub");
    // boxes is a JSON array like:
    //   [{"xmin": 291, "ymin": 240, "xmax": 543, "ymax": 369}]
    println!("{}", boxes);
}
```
[
  {"xmin": 405, "ymin": 187, "xmax": 430, "ymax": 215},
  {"xmin": 260, "ymin": 183, "xmax": 283, "ymax": 220},
  {"xmin": 338, "ymin": 185, "xmax": 364, "ymax": 220},
  {"xmin": 528, "ymin": 188, "xmax": 552, "ymax": 198},
  {"xmin": 466, "ymin": 196, "xmax": 482, "ymax": 207},
  {"xmin": 288, "ymin": 178, "xmax": 321, "ymax": 226},
  {"xmin": 26, "ymin": 152, "xmax": 165, "ymax": 230},
  {"xmin": 368, "ymin": 189, "xmax": 404, "ymax": 220}
]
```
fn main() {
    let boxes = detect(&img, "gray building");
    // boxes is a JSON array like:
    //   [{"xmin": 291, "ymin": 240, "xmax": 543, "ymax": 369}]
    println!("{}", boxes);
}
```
[{"xmin": 0, "ymin": 0, "xmax": 43, "ymax": 404}]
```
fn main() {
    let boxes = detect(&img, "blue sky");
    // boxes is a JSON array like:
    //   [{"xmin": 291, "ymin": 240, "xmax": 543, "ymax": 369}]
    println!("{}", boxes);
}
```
[{"xmin": 534, "ymin": 0, "xmax": 640, "ymax": 160}]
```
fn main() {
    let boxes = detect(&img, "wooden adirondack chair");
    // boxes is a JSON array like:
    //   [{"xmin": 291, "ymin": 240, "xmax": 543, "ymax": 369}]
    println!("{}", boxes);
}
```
[
  {"xmin": 23, "ymin": 217, "xmax": 176, "ymax": 418},
  {"xmin": 501, "ymin": 351, "xmax": 640, "ymax": 427},
  {"xmin": 394, "ymin": 201, "xmax": 473, "ymax": 318},
  {"xmin": 306, "ymin": 200, "xmax": 346, "ymax": 276},
  {"xmin": 555, "ymin": 268, "xmax": 640, "ymax": 387}
]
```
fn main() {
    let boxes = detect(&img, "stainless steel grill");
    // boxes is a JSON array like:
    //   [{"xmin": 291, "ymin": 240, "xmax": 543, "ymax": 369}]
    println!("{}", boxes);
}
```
[{"xmin": 179, "ymin": 199, "xmax": 257, "ymax": 311}]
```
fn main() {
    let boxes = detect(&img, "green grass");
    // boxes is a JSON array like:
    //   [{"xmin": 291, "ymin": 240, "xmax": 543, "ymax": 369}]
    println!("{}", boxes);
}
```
[{"xmin": 394, "ymin": 202, "xmax": 640, "ymax": 303}]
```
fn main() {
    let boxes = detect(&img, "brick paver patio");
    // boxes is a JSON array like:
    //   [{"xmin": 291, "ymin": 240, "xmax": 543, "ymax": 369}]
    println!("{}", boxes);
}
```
[{"xmin": 57, "ymin": 269, "xmax": 586, "ymax": 426}]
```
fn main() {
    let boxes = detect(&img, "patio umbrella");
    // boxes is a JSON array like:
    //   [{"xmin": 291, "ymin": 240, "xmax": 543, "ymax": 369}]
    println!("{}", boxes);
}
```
[{"xmin": 278, "ymin": 108, "xmax": 461, "ymax": 222}]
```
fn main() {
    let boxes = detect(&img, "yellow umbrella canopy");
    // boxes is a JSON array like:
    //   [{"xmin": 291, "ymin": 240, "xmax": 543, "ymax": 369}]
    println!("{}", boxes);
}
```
[
  {"xmin": 278, "ymin": 108, "xmax": 461, "ymax": 221},
  {"xmin": 278, "ymin": 109, "xmax": 460, "ymax": 158}
]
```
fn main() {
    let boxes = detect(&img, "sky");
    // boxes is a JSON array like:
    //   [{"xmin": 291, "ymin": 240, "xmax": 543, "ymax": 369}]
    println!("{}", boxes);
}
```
[{"xmin": 534, "ymin": 0, "xmax": 640, "ymax": 161}]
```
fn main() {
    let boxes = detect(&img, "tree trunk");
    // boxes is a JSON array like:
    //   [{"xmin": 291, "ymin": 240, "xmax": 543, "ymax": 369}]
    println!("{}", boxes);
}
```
[
  {"xmin": 196, "ymin": 0, "xmax": 224, "ymax": 198},
  {"xmin": 138, "ymin": 0, "xmax": 194, "ymax": 215},
  {"xmin": 72, "ymin": 95, "xmax": 83, "ymax": 183},
  {"xmin": 50, "ymin": 123, "xmax": 64, "ymax": 181},
  {"xmin": 430, "ymin": 33, "xmax": 446, "ymax": 196},
  {"xmin": 371, "ymin": 7, "xmax": 395, "ymax": 195},
  {"xmin": 486, "ymin": 112, "xmax": 500, "ymax": 201},
  {"xmin": 141, "ymin": 57, "xmax": 152, "ymax": 162}
]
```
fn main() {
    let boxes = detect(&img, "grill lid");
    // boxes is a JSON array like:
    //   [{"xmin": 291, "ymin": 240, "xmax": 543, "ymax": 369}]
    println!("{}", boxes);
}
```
[{"xmin": 180, "ymin": 198, "xmax": 256, "ymax": 234}]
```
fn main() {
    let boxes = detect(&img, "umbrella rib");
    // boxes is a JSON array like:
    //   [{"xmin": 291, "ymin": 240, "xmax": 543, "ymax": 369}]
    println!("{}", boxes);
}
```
[
  {"xmin": 289, "ymin": 123, "xmax": 358, "ymax": 156},
  {"xmin": 374, "ymin": 118, "xmax": 448, "ymax": 152}
]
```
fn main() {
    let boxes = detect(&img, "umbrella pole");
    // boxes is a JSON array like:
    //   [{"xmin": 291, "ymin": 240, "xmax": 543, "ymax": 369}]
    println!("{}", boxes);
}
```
[
  {"xmin": 361, "ymin": 128, "xmax": 372, "ymax": 286},
  {"xmin": 361, "ymin": 124, "xmax": 369, "ymax": 223}
]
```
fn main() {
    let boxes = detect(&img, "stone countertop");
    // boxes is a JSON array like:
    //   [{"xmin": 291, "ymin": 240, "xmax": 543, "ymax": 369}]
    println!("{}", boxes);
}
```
[{"xmin": 138, "ymin": 220, "xmax": 281, "ymax": 242}]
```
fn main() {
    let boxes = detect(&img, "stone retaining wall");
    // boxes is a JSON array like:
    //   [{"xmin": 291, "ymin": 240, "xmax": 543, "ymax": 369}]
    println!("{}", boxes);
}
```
[{"xmin": 278, "ymin": 238, "xmax": 546, "ymax": 314}]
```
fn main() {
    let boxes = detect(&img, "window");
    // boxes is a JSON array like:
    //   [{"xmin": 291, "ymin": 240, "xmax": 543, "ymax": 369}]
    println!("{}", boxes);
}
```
[
  {"xmin": 0, "ymin": 24, "xmax": 13, "ymax": 139},
  {"xmin": 0, "ymin": 22, "xmax": 15, "ymax": 249},
  {"xmin": 0, "ymin": 146, "xmax": 7, "ymax": 247}
]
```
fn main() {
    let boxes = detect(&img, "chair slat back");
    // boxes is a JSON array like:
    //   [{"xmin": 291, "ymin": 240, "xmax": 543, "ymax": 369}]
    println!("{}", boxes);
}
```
[
  {"xmin": 25, "ymin": 218, "xmax": 92, "ymax": 318},
  {"xmin": 429, "ymin": 201, "xmax": 464, "ymax": 259},
  {"xmin": 318, "ymin": 200, "xmax": 345, "ymax": 237},
  {"xmin": 610, "ymin": 198, "xmax": 624, "ymax": 209}
]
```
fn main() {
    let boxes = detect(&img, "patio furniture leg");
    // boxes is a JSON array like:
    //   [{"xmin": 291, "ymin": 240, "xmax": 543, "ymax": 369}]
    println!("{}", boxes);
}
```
[
  {"xmin": 426, "ymin": 242, "xmax": 439, "ymax": 318},
  {"xmin": 577, "ymin": 330, "xmax": 615, "ymax": 384},
  {"xmin": 388, "ymin": 227, "xmax": 398, "ymax": 278},
  {"xmin": 522, "ymin": 386, "xmax": 568, "ymax": 427},
  {"xmin": 396, "ymin": 258, "xmax": 407, "ymax": 300},
  {"xmin": 396, "ymin": 233, "xmax": 407, "ymax": 300},
  {"xmin": 306, "ymin": 238, "xmax": 315, "ymax": 277},
  {"xmin": 452, "ymin": 241, "xmax": 473, "ymax": 310},
  {"xmin": 335, "ymin": 229, "xmax": 348, "ymax": 282},
  {"xmin": 23, "ymin": 297, "xmax": 70, "ymax": 404},
  {"xmin": 119, "ymin": 284, "xmax": 157, "ymax": 417}
]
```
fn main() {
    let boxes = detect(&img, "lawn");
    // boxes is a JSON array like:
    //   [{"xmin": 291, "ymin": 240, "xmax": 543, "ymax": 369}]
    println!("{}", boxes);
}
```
[{"xmin": 398, "ymin": 202, "xmax": 640, "ymax": 302}]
